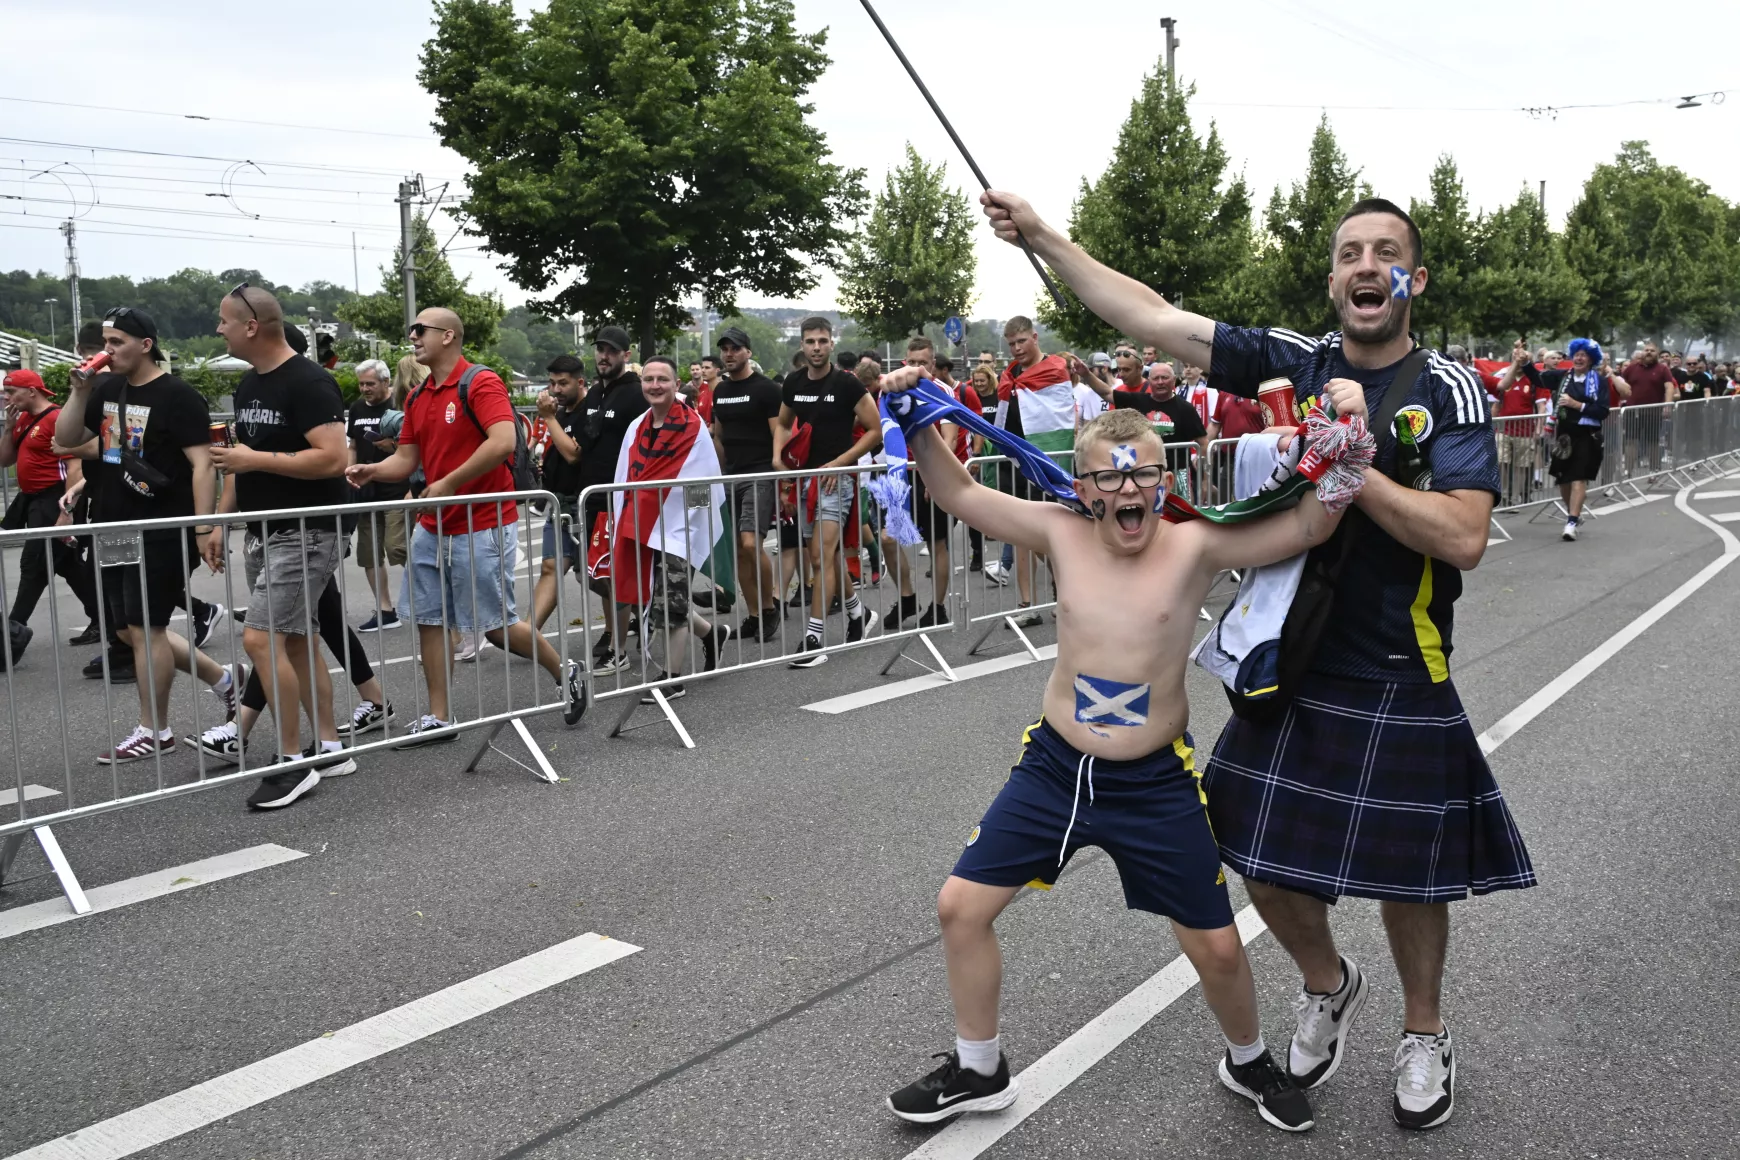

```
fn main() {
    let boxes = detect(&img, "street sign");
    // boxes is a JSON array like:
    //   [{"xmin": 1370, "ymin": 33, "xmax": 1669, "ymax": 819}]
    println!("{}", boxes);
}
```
[{"xmin": 943, "ymin": 315, "xmax": 964, "ymax": 345}]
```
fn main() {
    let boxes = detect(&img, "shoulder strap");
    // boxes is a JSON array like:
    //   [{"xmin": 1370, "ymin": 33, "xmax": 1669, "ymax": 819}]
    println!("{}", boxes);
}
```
[
  {"xmin": 455, "ymin": 364, "xmax": 489, "ymax": 438},
  {"xmin": 1325, "ymin": 344, "xmax": 1431, "ymax": 571},
  {"xmin": 18, "ymin": 407, "xmax": 54, "ymax": 441}
]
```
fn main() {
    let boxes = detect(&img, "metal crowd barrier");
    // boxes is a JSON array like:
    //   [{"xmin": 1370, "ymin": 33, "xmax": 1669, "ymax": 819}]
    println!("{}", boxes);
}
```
[{"xmin": 0, "ymin": 489, "xmax": 574, "ymax": 912}]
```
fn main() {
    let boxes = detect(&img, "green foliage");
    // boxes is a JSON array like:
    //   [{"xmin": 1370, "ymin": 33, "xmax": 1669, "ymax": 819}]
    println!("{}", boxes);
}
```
[
  {"xmin": 1246, "ymin": 114, "xmax": 1362, "ymax": 335},
  {"xmin": 1039, "ymin": 74, "xmax": 1252, "ymax": 347},
  {"xmin": 338, "ymin": 215, "xmax": 505, "ymax": 348},
  {"xmin": 1409, "ymin": 155, "xmax": 1476, "ymax": 347},
  {"xmin": 838, "ymin": 145, "xmax": 976, "ymax": 344},
  {"xmin": 1464, "ymin": 188, "xmax": 1586, "ymax": 343},
  {"xmin": 40, "ymin": 361, "xmax": 71, "ymax": 398},
  {"xmin": 496, "ymin": 305, "xmax": 577, "ymax": 374},
  {"xmin": 419, "ymin": 0, "xmax": 866, "ymax": 357},
  {"xmin": 177, "ymin": 361, "xmax": 246, "ymax": 407},
  {"xmin": 0, "ymin": 268, "xmax": 356, "ymax": 344}
]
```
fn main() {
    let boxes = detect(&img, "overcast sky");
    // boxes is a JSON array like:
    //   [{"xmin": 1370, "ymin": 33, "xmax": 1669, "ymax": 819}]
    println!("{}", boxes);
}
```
[{"xmin": 2, "ymin": 0, "xmax": 1735, "ymax": 327}]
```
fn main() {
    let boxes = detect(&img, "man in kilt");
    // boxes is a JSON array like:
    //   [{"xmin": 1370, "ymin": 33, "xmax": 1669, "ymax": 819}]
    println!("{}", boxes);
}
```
[{"xmin": 977, "ymin": 190, "xmax": 1535, "ymax": 1131}]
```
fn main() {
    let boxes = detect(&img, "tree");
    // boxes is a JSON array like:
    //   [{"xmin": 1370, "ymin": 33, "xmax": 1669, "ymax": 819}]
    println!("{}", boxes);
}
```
[
  {"xmin": 1409, "ymin": 154, "xmax": 1476, "ymax": 348},
  {"xmin": 1463, "ymin": 188, "xmax": 1585, "ymax": 344},
  {"xmin": 1564, "ymin": 142, "xmax": 1738, "ymax": 347},
  {"xmin": 337, "ymin": 214, "xmax": 505, "ymax": 348},
  {"xmin": 419, "ymin": 0, "xmax": 865, "ymax": 358},
  {"xmin": 1037, "ymin": 73, "xmax": 1252, "ymax": 348},
  {"xmin": 1245, "ymin": 114, "xmax": 1361, "ymax": 335},
  {"xmin": 837, "ymin": 145, "xmax": 976, "ymax": 345}
]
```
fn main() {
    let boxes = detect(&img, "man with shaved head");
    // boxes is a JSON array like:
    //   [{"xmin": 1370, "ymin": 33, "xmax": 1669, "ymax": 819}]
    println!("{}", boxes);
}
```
[
  {"xmin": 209, "ymin": 283, "xmax": 354, "ymax": 808},
  {"xmin": 347, "ymin": 307, "xmax": 582, "ymax": 743}
]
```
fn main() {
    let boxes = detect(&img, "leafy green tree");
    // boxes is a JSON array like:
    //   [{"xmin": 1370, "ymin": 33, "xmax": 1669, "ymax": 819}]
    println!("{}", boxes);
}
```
[
  {"xmin": 1463, "ymin": 187, "xmax": 1585, "ymax": 343},
  {"xmin": 1409, "ymin": 154, "xmax": 1476, "ymax": 348},
  {"xmin": 1245, "ymin": 114, "xmax": 1361, "ymax": 335},
  {"xmin": 419, "ymin": 0, "xmax": 865, "ymax": 357},
  {"xmin": 837, "ymin": 144, "xmax": 976, "ymax": 344},
  {"xmin": 1564, "ymin": 141, "xmax": 1738, "ymax": 346},
  {"xmin": 1037, "ymin": 73, "xmax": 1252, "ymax": 348},
  {"xmin": 338, "ymin": 215, "xmax": 505, "ymax": 348},
  {"xmin": 499, "ymin": 305, "xmax": 577, "ymax": 373}
]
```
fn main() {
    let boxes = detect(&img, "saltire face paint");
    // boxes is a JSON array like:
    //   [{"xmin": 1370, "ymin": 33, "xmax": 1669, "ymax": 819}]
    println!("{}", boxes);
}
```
[
  {"xmin": 1390, "ymin": 266, "xmax": 1413, "ymax": 299},
  {"xmin": 1111, "ymin": 444, "xmax": 1138, "ymax": 471}
]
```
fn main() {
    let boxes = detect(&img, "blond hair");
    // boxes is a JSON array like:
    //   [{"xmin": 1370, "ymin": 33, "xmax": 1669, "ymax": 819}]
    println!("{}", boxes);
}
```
[{"xmin": 1076, "ymin": 407, "xmax": 1162, "ymax": 460}]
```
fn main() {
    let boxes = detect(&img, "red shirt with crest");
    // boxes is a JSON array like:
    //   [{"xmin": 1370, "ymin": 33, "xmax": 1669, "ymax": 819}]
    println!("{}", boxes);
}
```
[{"xmin": 400, "ymin": 359, "xmax": 519, "ymax": 535}]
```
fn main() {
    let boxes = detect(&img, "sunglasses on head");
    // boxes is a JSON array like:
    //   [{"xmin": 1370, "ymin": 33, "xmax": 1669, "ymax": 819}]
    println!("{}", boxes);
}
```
[{"xmin": 229, "ymin": 283, "xmax": 257, "ymax": 321}]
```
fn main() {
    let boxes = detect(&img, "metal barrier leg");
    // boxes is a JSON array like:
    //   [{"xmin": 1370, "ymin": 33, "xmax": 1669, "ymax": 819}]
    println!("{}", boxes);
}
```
[
  {"xmin": 462, "ymin": 719, "xmax": 561, "ymax": 784},
  {"xmin": 1489, "ymin": 517, "xmax": 1513, "ymax": 542},
  {"xmin": 878, "ymin": 632, "xmax": 958, "ymax": 681},
  {"xmin": 0, "ymin": 826, "xmax": 91, "ymax": 915},
  {"xmin": 607, "ymin": 688, "xmax": 695, "ymax": 749}
]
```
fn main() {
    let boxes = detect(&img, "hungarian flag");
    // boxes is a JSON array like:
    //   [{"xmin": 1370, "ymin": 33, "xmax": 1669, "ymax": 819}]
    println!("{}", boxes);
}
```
[
  {"xmin": 996, "ymin": 353, "xmax": 1076, "ymax": 454},
  {"xmin": 609, "ymin": 399, "xmax": 735, "ymax": 608}
]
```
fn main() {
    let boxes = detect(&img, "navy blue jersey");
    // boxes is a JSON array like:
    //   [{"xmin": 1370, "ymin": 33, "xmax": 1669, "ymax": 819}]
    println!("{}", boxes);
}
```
[{"xmin": 1209, "ymin": 324, "xmax": 1499, "ymax": 684}]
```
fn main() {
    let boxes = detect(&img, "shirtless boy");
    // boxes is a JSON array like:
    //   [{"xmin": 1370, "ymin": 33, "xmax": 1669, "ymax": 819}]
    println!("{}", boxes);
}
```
[{"xmin": 881, "ymin": 379, "xmax": 1354, "ymax": 1133}]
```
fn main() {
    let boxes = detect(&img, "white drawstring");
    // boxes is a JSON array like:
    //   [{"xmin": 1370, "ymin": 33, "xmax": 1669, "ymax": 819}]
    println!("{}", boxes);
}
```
[{"xmin": 1058, "ymin": 754, "xmax": 1096, "ymax": 865}]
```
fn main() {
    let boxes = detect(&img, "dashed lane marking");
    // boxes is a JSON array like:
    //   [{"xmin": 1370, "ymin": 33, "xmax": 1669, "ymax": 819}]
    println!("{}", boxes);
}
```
[
  {"xmin": 0, "ymin": 784, "xmax": 60, "ymax": 808},
  {"xmin": 6, "ymin": 932, "xmax": 641, "ymax": 1160}
]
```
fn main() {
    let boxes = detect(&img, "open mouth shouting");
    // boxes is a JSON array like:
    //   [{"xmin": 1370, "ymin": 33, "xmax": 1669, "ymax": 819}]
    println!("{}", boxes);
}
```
[
  {"xmin": 1348, "ymin": 282, "xmax": 1388, "ymax": 321},
  {"xmin": 1114, "ymin": 500, "xmax": 1146, "ymax": 535}
]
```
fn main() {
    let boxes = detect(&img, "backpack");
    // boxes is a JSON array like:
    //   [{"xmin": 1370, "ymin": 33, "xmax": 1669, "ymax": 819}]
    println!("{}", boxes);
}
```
[
  {"xmin": 408, "ymin": 364, "xmax": 539, "ymax": 491},
  {"xmin": 1224, "ymin": 346, "xmax": 1430, "ymax": 724}
]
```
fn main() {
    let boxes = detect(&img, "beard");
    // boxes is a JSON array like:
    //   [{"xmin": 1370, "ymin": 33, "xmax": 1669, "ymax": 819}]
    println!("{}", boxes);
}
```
[{"xmin": 1332, "ymin": 284, "xmax": 1410, "ymax": 345}]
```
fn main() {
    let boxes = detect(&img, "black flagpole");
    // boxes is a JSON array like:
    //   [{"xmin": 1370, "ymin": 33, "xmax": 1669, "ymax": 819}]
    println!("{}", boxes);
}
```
[{"xmin": 856, "ymin": 0, "xmax": 1069, "ymax": 313}]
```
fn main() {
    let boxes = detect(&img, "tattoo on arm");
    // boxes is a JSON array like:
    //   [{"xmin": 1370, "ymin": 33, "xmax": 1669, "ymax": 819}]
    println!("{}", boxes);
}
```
[{"xmin": 1187, "ymin": 333, "xmax": 1212, "ymax": 351}]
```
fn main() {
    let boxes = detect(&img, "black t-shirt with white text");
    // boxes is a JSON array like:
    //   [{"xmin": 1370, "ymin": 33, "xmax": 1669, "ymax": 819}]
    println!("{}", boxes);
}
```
[
  {"xmin": 780, "ymin": 367, "xmax": 867, "ymax": 467},
  {"xmin": 710, "ymin": 371, "xmax": 782, "ymax": 473},
  {"xmin": 347, "ymin": 398, "xmax": 409, "ymax": 500},
  {"xmin": 81, "ymin": 371, "xmax": 209, "ymax": 539},
  {"xmin": 233, "ymin": 356, "xmax": 348, "ymax": 532}
]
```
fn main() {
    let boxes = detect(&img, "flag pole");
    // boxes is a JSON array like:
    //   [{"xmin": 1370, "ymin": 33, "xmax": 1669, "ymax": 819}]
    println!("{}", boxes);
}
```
[{"xmin": 856, "ymin": 0, "xmax": 1069, "ymax": 313}]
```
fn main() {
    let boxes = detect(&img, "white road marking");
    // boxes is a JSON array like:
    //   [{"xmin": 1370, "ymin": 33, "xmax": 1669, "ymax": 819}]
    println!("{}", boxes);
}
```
[
  {"xmin": 1710, "ymin": 511, "xmax": 1740, "ymax": 523},
  {"xmin": 903, "ymin": 473, "xmax": 1737, "ymax": 1160},
  {"xmin": 802, "ymin": 645, "xmax": 1058, "ymax": 714},
  {"xmin": 1691, "ymin": 489, "xmax": 1740, "ymax": 500},
  {"xmin": 7, "ymin": 932, "xmax": 641, "ymax": 1160},
  {"xmin": 0, "ymin": 844, "xmax": 306, "ymax": 942},
  {"xmin": 1588, "ymin": 492, "xmax": 1668, "ymax": 516},
  {"xmin": 0, "ymin": 784, "xmax": 60, "ymax": 808}
]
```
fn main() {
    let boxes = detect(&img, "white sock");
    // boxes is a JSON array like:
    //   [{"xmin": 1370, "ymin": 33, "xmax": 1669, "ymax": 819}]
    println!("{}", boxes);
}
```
[
  {"xmin": 844, "ymin": 594, "xmax": 863, "ymax": 619},
  {"xmin": 956, "ymin": 1034, "xmax": 1000, "ymax": 1077},
  {"xmin": 155, "ymin": 727, "xmax": 173, "ymax": 741},
  {"xmin": 1226, "ymin": 1033, "xmax": 1266, "ymax": 1066},
  {"xmin": 320, "ymin": 739, "xmax": 343, "ymax": 754},
  {"xmin": 806, "ymin": 617, "xmax": 824, "ymax": 639},
  {"xmin": 214, "ymin": 670, "xmax": 232, "ymax": 693}
]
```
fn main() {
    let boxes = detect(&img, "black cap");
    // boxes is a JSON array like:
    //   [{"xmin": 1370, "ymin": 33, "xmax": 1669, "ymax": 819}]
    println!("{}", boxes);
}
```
[
  {"xmin": 104, "ymin": 306, "xmax": 164, "ymax": 362},
  {"xmin": 717, "ymin": 326, "xmax": 751, "ymax": 351},
  {"xmin": 594, "ymin": 324, "xmax": 631, "ymax": 352},
  {"xmin": 285, "ymin": 324, "xmax": 309, "ymax": 355}
]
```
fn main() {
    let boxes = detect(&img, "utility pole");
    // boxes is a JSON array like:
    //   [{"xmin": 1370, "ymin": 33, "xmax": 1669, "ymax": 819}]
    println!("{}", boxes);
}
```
[
  {"xmin": 60, "ymin": 221, "xmax": 81, "ymax": 334},
  {"xmin": 1539, "ymin": 179, "xmax": 1546, "ymax": 217},
  {"xmin": 396, "ymin": 175, "xmax": 423, "ymax": 336},
  {"xmin": 1160, "ymin": 17, "xmax": 1179, "ymax": 87},
  {"xmin": 700, "ymin": 300, "xmax": 711, "ymax": 359},
  {"xmin": 44, "ymin": 298, "xmax": 56, "ymax": 345}
]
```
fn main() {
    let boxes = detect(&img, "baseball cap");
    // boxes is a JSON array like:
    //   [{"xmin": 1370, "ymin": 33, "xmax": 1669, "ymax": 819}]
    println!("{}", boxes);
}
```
[
  {"xmin": 594, "ymin": 325, "xmax": 632, "ymax": 352},
  {"xmin": 3, "ymin": 369, "xmax": 48, "ymax": 393},
  {"xmin": 1090, "ymin": 351, "xmax": 1113, "ymax": 368},
  {"xmin": 103, "ymin": 306, "xmax": 164, "ymax": 362},
  {"xmin": 717, "ymin": 326, "xmax": 751, "ymax": 351}
]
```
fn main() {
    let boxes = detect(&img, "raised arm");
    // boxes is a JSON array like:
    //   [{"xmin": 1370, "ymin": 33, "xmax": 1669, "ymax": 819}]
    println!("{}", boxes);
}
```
[{"xmin": 981, "ymin": 190, "xmax": 1219, "ymax": 368}]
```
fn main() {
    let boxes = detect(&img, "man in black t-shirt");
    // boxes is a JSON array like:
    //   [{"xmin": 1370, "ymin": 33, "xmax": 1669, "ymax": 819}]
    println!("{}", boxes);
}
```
[
  {"xmin": 531, "ymin": 353, "xmax": 587, "ymax": 633},
  {"xmin": 707, "ymin": 327, "xmax": 784, "ymax": 640},
  {"xmin": 207, "ymin": 286, "xmax": 352, "ymax": 808},
  {"xmin": 57, "ymin": 306, "xmax": 241, "ymax": 765},
  {"xmin": 773, "ymin": 316, "xmax": 882, "ymax": 666},
  {"xmin": 347, "ymin": 358, "xmax": 407, "ymax": 630},
  {"xmin": 576, "ymin": 325, "xmax": 649, "ymax": 672}
]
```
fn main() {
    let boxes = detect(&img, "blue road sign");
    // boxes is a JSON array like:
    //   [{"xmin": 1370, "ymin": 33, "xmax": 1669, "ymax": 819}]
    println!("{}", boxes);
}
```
[{"xmin": 943, "ymin": 315, "xmax": 964, "ymax": 344}]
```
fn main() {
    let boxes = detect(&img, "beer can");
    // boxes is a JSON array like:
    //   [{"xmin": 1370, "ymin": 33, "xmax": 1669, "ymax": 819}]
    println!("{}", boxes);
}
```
[
  {"xmin": 1256, "ymin": 377, "xmax": 1297, "ymax": 428},
  {"xmin": 76, "ymin": 351, "xmax": 112, "ymax": 376},
  {"xmin": 209, "ymin": 421, "xmax": 232, "ymax": 447}
]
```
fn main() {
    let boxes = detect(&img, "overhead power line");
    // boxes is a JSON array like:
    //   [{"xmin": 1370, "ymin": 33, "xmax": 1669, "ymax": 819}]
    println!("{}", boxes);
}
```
[
  {"xmin": 0, "ymin": 94, "xmax": 435, "ymax": 141},
  {"xmin": 0, "ymin": 191, "xmax": 399, "ymax": 233},
  {"xmin": 1196, "ymin": 88, "xmax": 1732, "ymax": 115},
  {"xmin": 0, "ymin": 136, "xmax": 440, "ymax": 179}
]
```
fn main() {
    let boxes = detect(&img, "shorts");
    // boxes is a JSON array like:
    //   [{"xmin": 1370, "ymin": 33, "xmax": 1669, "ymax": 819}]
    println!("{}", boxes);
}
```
[
  {"xmin": 541, "ymin": 517, "xmax": 581, "ymax": 570},
  {"xmin": 399, "ymin": 523, "xmax": 521, "ymax": 633},
  {"xmin": 1496, "ymin": 433, "xmax": 1539, "ymax": 466},
  {"xmin": 1203, "ymin": 675, "xmax": 1536, "ymax": 904},
  {"xmin": 801, "ymin": 478, "xmax": 853, "ymax": 542},
  {"xmin": 354, "ymin": 506, "xmax": 409, "ymax": 567},
  {"xmin": 101, "ymin": 532, "xmax": 196, "ymax": 630},
  {"xmin": 243, "ymin": 528, "xmax": 343, "ymax": 635},
  {"xmin": 1549, "ymin": 425, "xmax": 1603, "ymax": 484},
  {"xmin": 731, "ymin": 478, "xmax": 777, "ymax": 536},
  {"xmin": 912, "ymin": 475, "xmax": 952, "ymax": 541},
  {"xmin": 952, "ymin": 719, "xmax": 1235, "ymax": 930}
]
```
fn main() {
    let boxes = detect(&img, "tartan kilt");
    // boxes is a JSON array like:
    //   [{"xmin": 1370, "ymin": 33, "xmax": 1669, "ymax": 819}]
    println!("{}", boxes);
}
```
[{"xmin": 1202, "ymin": 675, "xmax": 1536, "ymax": 904}]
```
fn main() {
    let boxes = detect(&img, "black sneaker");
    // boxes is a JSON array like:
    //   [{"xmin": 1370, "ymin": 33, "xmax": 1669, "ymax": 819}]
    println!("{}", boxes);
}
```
[
  {"xmin": 1218, "ymin": 1049, "xmax": 1315, "ymax": 1132},
  {"xmin": 395, "ymin": 714, "xmax": 457, "ymax": 748},
  {"xmin": 302, "ymin": 741, "xmax": 357, "ymax": 778},
  {"xmin": 887, "ymin": 1051, "xmax": 1018, "ymax": 1124},
  {"xmin": 969, "ymin": 551, "xmax": 984, "ymax": 573},
  {"xmin": 246, "ymin": 760, "xmax": 320, "ymax": 810},
  {"xmin": 194, "ymin": 602, "xmax": 226, "ymax": 649},
  {"xmin": 341, "ymin": 699, "xmax": 394, "ymax": 738},
  {"xmin": 591, "ymin": 630, "xmax": 614, "ymax": 661},
  {"xmin": 738, "ymin": 615, "xmax": 762, "ymax": 642},
  {"xmin": 702, "ymin": 622, "xmax": 732, "ymax": 672},
  {"xmin": 640, "ymin": 673, "xmax": 687, "ymax": 704},
  {"xmin": 789, "ymin": 633, "xmax": 828, "ymax": 668},
  {"xmin": 68, "ymin": 623, "xmax": 102, "ymax": 647},
  {"xmin": 758, "ymin": 609, "xmax": 783, "ymax": 641},
  {"xmin": 787, "ymin": 586, "xmax": 813, "ymax": 609},
  {"xmin": 882, "ymin": 593, "xmax": 919, "ymax": 631},
  {"xmin": 84, "ymin": 648, "xmax": 135, "ymax": 683},
  {"xmin": 846, "ymin": 610, "xmax": 865, "ymax": 643},
  {"xmin": 563, "ymin": 660, "xmax": 587, "ymax": 725},
  {"xmin": 916, "ymin": 604, "xmax": 951, "ymax": 628},
  {"xmin": 0, "ymin": 620, "xmax": 31, "ymax": 670}
]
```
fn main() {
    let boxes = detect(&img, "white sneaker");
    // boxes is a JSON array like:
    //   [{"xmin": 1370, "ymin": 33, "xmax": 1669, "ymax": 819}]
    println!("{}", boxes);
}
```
[
  {"xmin": 1286, "ymin": 955, "xmax": 1369, "ymax": 1088},
  {"xmin": 454, "ymin": 632, "xmax": 485, "ymax": 662},
  {"xmin": 982, "ymin": 560, "xmax": 1009, "ymax": 586},
  {"xmin": 197, "ymin": 719, "xmax": 245, "ymax": 765},
  {"xmin": 1561, "ymin": 519, "xmax": 1578, "ymax": 542},
  {"xmin": 1392, "ymin": 1024, "xmax": 1455, "ymax": 1130}
]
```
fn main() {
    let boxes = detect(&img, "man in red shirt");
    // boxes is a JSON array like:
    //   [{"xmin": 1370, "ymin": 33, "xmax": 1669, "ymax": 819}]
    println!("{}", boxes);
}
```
[
  {"xmin": 1, "ymin": 368, "xmax": 101, "ymax": 657},
  {"xmin": 1491, "ymin": 341, "xmax": 1553, "ymax": 502},
  {"xmin": 347, "ymin": 307, "xmax": 580, "ymax": 743},
  {"xmin": 1617, "ymin": 342, "xmax": 1674, "ymax": 474}
]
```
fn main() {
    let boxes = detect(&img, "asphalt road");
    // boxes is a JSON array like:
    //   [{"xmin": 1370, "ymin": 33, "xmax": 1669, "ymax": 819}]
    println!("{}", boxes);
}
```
[{"xmin": 2, "ymin": 475, "xmax": 1737, "ymax": 1160}]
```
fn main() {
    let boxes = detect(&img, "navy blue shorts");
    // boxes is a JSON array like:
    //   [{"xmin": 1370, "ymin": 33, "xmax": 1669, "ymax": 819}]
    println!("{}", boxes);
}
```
[{"xmin": 951, "ymin": 719, "xmax": 1236, "ymax": 930}]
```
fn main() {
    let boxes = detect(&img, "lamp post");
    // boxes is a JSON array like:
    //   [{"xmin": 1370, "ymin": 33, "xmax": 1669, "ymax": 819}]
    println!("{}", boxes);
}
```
[{"xmin": 44, "ymin": 297, "xmax": 57, "ymax": 345}]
